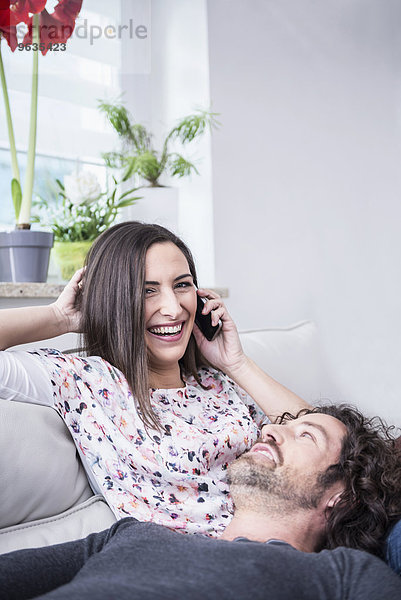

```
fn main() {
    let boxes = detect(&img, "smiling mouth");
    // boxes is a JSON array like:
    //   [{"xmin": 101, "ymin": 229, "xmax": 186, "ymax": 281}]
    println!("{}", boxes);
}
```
[
  {"xmin": 250, "ymin": 443, "xmax": 281, "ymax": 466},
  {"xmin": 148, "ymin": 323, "xmax": 184, "ymax": 337}
]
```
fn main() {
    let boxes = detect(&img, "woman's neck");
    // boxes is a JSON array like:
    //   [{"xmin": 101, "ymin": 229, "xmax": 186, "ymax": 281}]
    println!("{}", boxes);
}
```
[{"xmin": 148, "ymin": 364, "xmax": 184, "ymax": 389}]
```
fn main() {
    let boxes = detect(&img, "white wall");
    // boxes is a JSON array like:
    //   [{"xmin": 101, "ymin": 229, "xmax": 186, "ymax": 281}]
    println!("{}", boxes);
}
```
[{"xmin": 208, "ymin": 0, "xmax": 401, "ymax": 424}]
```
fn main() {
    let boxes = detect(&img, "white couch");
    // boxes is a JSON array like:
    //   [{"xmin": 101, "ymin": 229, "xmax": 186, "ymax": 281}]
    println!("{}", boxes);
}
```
[{"xmin": 0, "ymin": 321, "xmax": 333, "ymax": 555}]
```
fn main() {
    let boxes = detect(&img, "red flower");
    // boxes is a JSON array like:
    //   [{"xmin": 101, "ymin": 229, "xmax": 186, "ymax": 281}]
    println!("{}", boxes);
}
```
[
  {"xmin": 23, "ymin": 0, "xmax": 83, "ymax": 54},
  {"xmin": 0, "ymin": 1, "xmax": 50, "ymax": 51},
  {"xmin": 11, "ymin": 0, "xmax": 47, "ymax": 23}
]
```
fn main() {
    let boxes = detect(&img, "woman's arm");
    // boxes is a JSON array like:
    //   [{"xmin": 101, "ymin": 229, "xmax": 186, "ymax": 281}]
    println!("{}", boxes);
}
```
[
  {"xmin": 193, "ymin": 289, "xmax": 310, "ymax": 421},
  {"xmin": 0, "ymin": 269, "xmax": 83, "ymax": 351}
]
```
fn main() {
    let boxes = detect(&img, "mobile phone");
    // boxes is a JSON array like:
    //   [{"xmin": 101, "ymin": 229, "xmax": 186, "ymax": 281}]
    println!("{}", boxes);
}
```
[{"xmin": 195, "ymin": 295, "xmax": 222, "ymax": 341}]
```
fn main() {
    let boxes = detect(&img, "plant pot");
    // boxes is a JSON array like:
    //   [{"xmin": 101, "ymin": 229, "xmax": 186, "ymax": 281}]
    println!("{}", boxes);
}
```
[
  {"xmin": 0, "ymin": 230, "xmax": 54, "ymax": 283},
  {"xmin": 52, "ymin": 240, "xmax": 92, "ymax": 281},
  {"xmin": 123, "ymin": 186, "xmax": 179, "ymax": 234}
]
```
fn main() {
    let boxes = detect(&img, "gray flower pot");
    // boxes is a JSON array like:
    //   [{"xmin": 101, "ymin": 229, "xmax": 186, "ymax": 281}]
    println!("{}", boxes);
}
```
[{"xmin": 0, "ymin": 230, "xmax": 54, "ymax": 283}]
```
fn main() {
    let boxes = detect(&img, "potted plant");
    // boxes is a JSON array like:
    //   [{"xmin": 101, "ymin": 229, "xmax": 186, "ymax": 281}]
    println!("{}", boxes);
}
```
[
  {"xmin": 0, "ymin": 0, "xmax": 83, "ymax": 282},
  {"xmin": 32, "ymin": 170, "xmax": 141, "ymax": 280},
  {"xmin": 98, "ymin": 102, "xmax": 219, "ymax": 232},
  {"xmin": 99, "ymin": 102, "xmax": 219, "ymax": 187}
]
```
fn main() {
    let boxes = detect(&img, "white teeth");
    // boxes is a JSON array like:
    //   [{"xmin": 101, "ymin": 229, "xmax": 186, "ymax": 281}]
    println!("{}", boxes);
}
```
[
  {"xmin": 256, "ymin": 449, "xmax": 275, "ymax": 463},
  {"xmin": 149, "ymin": 324, "xmax": 183, "ymax": 335}
]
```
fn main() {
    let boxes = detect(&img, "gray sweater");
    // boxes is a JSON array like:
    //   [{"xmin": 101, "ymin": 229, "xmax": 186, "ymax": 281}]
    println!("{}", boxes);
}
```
[{"xmin": 1, "ymin": 518, "xmax": 400, "ymax": 599}]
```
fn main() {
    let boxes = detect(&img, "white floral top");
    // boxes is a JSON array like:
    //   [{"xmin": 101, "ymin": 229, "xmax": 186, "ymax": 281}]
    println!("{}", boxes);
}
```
[{"xmin": 2, "ymin": 349, "xmax": 266, "ymax": 536}]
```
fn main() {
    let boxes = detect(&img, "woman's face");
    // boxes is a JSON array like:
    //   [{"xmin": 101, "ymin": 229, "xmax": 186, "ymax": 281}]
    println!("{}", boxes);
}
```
[{"xmin": 144, "ymin": 241, "xmax": 197, "ymax": 371}]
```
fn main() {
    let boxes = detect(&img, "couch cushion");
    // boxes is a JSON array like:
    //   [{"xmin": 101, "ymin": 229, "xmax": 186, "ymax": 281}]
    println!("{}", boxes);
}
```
[
  {"xmin": 0, "ymin": 495, "xmax": 116, "ymax": 554},
  {"xmin": 0, "ymin": 400, "xmax": 93, "ymax": 528},
  {"xmin": 239, "ymin": 320, "xmax": 333, "ymax": 404}
]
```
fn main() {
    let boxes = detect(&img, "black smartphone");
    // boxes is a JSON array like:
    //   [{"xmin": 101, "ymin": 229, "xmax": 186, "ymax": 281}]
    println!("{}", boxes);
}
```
[{"xmin": 195, "ymin": 295, "xmax": 222, "ymax": 341}]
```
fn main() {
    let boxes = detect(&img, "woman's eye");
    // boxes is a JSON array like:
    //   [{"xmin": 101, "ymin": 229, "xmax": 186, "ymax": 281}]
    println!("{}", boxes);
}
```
[
  {"xmin": 175, "ymin": 281, "xmax": 192, "ymax": 289},
  {"xmin": 145, "ymin": 288, "xmax": 156, "ymax": 295},
  {"xmin": 300, "ymin": 431, "xmax": 314, "ymax": 440}
]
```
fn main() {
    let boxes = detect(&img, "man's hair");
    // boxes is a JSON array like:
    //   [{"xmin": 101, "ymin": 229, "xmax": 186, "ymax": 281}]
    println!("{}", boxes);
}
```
[
  {"xmin": 79, "ymin": 221, "xmax": 207, "ymax": 431},
  {"xmin": 279, "ymin": 404, "xmax": 401, "ymax": 556}
]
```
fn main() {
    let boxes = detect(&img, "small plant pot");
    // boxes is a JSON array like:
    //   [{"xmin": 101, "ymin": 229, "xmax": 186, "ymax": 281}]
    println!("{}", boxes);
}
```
[
  {"xmin": 52, "ymin": 240, "xmax": 92, "ymax": 281},
  {"xmin": 0, "ymin": 230, "xmax": 54, "ymax": 282}
]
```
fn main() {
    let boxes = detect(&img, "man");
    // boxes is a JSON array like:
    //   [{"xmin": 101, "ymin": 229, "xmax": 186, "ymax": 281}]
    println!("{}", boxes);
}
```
[{"xmin": 1, "ymin": 405, "xmax": 401, "ymax": 600}]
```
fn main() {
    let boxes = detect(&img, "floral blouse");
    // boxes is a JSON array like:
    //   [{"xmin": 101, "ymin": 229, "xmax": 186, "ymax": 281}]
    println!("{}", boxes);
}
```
[{"xmin": 8, "ymin": 349, "xmax": 267, "ymax": 536}]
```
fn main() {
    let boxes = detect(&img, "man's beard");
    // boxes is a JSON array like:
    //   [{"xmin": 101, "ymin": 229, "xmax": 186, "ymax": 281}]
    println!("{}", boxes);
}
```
[{"xmin": 227, "ymin": 452, "xmax": 328, "ymax": 513}]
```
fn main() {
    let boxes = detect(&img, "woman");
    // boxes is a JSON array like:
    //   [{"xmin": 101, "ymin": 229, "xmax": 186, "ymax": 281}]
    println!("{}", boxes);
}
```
[{"xmin": 0, "ymin": 222, "xmax": 307, "ymax": 536}]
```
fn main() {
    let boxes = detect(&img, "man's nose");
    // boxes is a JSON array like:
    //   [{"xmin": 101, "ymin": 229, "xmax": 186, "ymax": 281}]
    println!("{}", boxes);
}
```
[
  {"xmin": 159, "ymin": 290, "xmax": 181, "ymax": 318},
  {"xmin": 260, "ymin": 424, "xmax": 285, "ymax": 445}
]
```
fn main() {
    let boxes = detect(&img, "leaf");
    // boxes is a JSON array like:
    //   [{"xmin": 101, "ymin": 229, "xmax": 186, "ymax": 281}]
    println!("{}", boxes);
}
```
[
  {"xmin": 168, "ymin": 109, "xmax": 221, "ymax": 145},
  {"xmin": 118, "ymin": 187, "xmax": 142, "ymax": 201},
  {"xmin": 135, "ymin": 151, "xmax": 163, "ymax": 184},
  {"xmin": 11, "ymin": 178, "xmax": 22, "ymax": 221},
  {"xmin": 168, "ymin": 154, "xmax": 199, "ymax": 178},
  {"xmin": 55, "ymin": 179, "xmax": 65, "ymax": 191},
  {"xmin": 122, "ymin": 157, "xmax": 139, "ymax": 182},
  {"xmin": 116, "ymin": 197, "xmax": 140, "ymax": 208},
  {"xmin": 98, "ymin": 101, "xmax": 151, "ymax": 152},
  {"xmin": 102, "ymin": 151, "xmax": 125, "ymax": 169}
]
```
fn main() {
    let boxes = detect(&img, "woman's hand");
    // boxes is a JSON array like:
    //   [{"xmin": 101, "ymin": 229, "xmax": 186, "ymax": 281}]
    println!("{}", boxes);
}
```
[
  {"xmin": 192, "ymin": 290, "xmax": 310, "ymax": 419},
  {"xmin": 52, "ymin": 268, "xmax": 85, "ymax": 334},
  {"xmin": 192, "ymin": 289, "xmax": 246, "ymax": 377}
]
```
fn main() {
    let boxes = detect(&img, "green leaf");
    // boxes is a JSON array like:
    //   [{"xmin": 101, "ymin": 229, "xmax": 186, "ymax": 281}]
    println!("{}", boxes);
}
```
[
  {"xmin": 11, "ymin": 178, "xmax": 22, "ymax": 221},
  {"xmin": 102, "ymin": 151, "xmax": 124, "ymax": 169},
  {"xmin": 117, "ymin": 187, "xmax": 142, "ymax": 201},
  {"xmin": 168, "ymin": 109, "xmax": 221, "ymax": 145},
  {"xmin": 116, "ymin": 197, "xmax": 140, "ymax": 208},
  {"xmin": 98, "ymin": 100, "xmax": 152, "ymax": 152},
  {"xmin": 168, "ymin": 154, "xmax": 199, "ymax": 178},
  {"xmin": 122, "ymin": 157, "xmax": 139, "ymax": 182},
  {"xmin": 55, "ymin": 178, "xmax": 65, "ymax": 191},
  {"xmin": 135, "ymin": 151, "xmax": 163, "ymax": 184}
]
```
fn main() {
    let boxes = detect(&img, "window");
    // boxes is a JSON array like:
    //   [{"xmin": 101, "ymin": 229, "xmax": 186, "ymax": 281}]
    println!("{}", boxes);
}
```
[{"xmin": 0, "ymin": 0, "xmax": 136, "ymax": 228}]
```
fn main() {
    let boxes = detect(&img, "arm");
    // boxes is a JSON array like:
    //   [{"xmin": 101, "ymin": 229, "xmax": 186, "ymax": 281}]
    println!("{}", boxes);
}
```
[
  {"xmin": 0, "ymin": 269, "xmax": 83, "ymax": 351},
  {"xmin": 193, "ymin": 290, "xmax": 310, "ymax": 421}
]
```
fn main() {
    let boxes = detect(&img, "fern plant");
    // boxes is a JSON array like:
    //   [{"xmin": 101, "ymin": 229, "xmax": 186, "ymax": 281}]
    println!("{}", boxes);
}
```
[{"xmin": 98, "ymin": 101, "xmax": 219, "ymax": 187}]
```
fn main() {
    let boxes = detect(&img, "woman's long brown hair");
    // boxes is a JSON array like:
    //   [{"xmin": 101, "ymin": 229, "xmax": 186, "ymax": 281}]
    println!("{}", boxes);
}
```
[{"xmin": 79, "ymin": 221, "xmax": 208, "ymax": 431}]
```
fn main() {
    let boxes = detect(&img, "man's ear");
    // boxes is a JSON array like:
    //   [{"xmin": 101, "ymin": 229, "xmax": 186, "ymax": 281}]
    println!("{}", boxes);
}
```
[{"xmin": 327, "ymin": 490, "xmax": 343, "ymax": 509}]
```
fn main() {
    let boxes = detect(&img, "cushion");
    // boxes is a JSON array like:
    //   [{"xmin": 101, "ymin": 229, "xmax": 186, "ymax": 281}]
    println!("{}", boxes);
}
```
[
  {"xmin": 0, "ymin": 400, "xmax": 93, "ymax": 528},
  {"xmin": 239, "ymin": 320, "xmax": 334, "ymax": 404},
  {"xmin": 0, "ymin": 495, "xmax": 116, "ymax": 554}
]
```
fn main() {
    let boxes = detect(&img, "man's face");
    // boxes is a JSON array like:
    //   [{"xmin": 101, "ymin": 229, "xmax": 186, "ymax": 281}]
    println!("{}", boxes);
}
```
[{"xmin": 227, "ymin": 413, "xmax": 347, "ymax": 513}]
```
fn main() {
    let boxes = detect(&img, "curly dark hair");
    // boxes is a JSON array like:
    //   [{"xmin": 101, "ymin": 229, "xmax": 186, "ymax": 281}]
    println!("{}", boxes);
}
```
[{"xmin": 278, "ymin": 404, "xmax": 401, "ymax": 556}]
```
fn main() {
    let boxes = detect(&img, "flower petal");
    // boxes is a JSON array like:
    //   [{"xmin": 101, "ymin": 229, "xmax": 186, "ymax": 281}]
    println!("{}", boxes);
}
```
[
  {"xmin": 25, "ymin": 0, "xmax": 47, "ymax": 12},
  {"xmin": 50, "ymin": 0, "xmax": 83, "ymax": 24},
  {"xmin": 0, "ymin": 27, "xmax": 18, "ymax": 52},
  {"xmin": 0, "ymin": 3, "xmax": 18, "ymax": 50},
  {"xmin": 23, "ymin": 0, "xmax": 82, "ymax": 54},
  {"xmin": 9, "ymin": 0, "xmax": 46, "ymax": 25}
]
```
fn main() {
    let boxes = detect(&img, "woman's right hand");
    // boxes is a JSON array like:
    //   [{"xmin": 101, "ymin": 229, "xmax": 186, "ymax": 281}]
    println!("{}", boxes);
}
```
[
  {"xmin": 52, "ymin": 268, "xmax": 85, "ymax": 333},
  {"xmin": 192, "ymin": 289, "xmax": 247, "ymax": 377}
]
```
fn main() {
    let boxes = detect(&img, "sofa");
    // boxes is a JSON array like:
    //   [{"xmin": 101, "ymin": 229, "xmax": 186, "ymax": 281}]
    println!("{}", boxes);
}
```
[{"xmin": 0, "ymin": 321, "xmax": 337, "ymax": 555}]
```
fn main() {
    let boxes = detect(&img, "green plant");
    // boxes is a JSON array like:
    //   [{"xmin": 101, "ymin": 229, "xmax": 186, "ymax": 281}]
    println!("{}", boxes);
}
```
[
  {"xmin": 99, "ymin": 102, "xmax": 220, "ymax": 187},
  {"xmin": 32, "ymin": 170, "xmax": 141, "ymax": 242}
]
